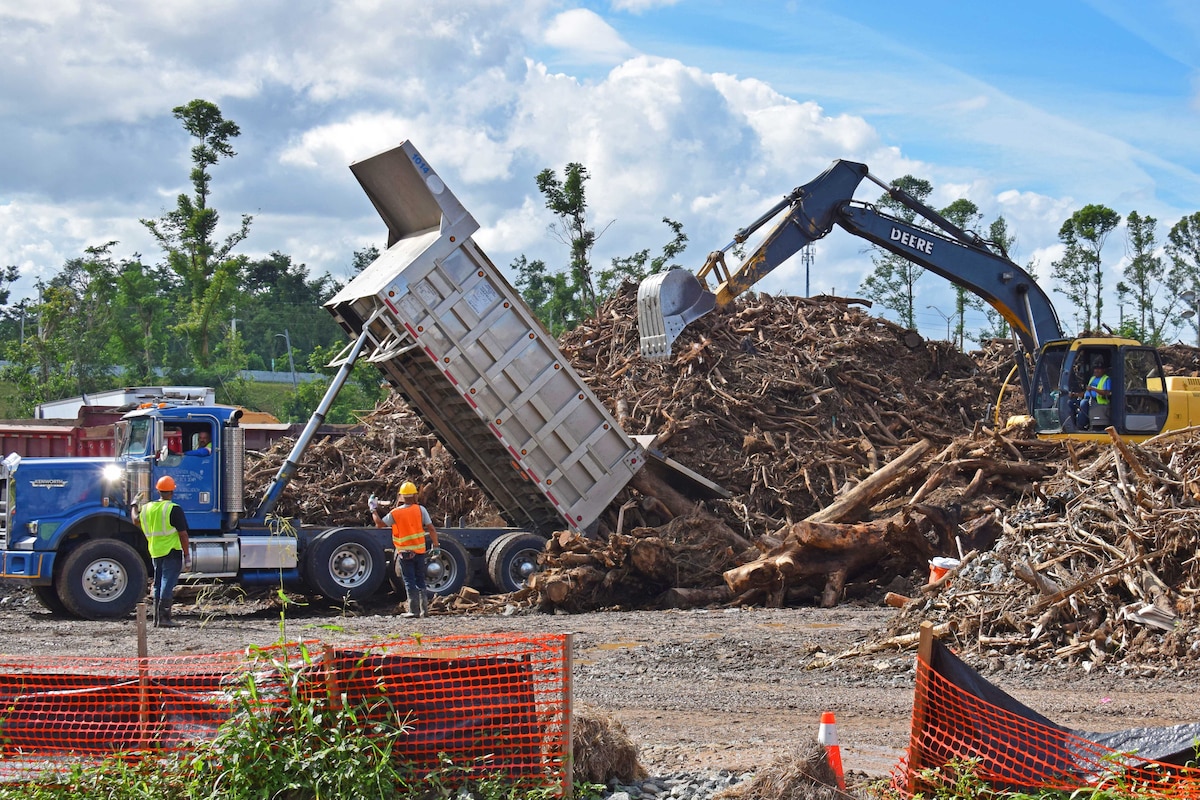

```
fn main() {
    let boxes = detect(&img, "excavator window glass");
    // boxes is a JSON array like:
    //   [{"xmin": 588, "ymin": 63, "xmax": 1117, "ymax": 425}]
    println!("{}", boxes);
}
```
[
  {"xmin": 1121, "ymin": 348, "xmax": 1168, "ymax": 433},
  {"xmin": 1031, "ymin": 345, "xmax": 1069, "ymax": 431}
]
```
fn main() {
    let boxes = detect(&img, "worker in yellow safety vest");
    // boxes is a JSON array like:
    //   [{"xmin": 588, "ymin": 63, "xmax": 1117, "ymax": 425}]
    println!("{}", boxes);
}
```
[
  {"xmin": 370, "ymin": 481, "xmax": 439, "ymax": 618},
  {"xmin": 132, "ymin": 475, "xmax": 192, "ymax": 627}
]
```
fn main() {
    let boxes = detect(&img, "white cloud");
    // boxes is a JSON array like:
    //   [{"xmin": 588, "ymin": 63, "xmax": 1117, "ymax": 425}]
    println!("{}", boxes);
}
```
[
  {"xmin": 610, "ymin": 0, "xmax": 681, "ymax": 11},
  {"xmin": 1, "ymin": 0, "xmax": 1191, "ymax": 342},
  {"xmin": 543, "ymin": 9, "xmax": 637, "ymax": 65}
]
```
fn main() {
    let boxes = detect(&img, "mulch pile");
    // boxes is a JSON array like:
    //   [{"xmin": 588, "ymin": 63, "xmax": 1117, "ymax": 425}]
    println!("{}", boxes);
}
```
[{"xmin": 247, "ymin": 281, "xmax": 1200, "ymax": 668}]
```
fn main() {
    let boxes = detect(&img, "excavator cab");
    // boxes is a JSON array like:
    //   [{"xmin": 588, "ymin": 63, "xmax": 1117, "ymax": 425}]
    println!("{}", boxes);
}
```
[{"xmin": 1030, "ymin": 340, "xmax": 1169, "ymax": 438}]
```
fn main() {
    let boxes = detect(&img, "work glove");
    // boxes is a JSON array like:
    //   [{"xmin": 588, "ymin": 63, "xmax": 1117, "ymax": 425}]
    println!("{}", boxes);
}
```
[
  {"xmin": 368, "ymin": 494, "xmax": 379, "ymax": 512},
  {"xmin": 426, "ymin": 547, "xmax": 441, "ymax": 560}
]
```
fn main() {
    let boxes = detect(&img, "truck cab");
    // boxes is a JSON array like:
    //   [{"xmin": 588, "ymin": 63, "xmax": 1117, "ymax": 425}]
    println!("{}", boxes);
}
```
[
  {"xmin": 0, "ymin": 401, "xmax": 253, "ymax": 619},
  {"xmin": 115, "ymin": 404, "xmax": 245, "ymax": 532}
]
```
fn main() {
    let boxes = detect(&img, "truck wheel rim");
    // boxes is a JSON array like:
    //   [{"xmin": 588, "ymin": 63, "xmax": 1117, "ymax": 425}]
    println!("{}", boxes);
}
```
[
  {"xmin": 328, "ymin": 543, "xmax": 371, "ymax": 588},
  {"xmin": 507, "ymin": 549, "xmax": 540, "ymax": 587},
  {"xmin": 426, "ymin": 552, "xmax": 455, "ymax": 591},
  {"xmin": 82, "ymin": 559, "xmax": 127, "ymax": 602}
]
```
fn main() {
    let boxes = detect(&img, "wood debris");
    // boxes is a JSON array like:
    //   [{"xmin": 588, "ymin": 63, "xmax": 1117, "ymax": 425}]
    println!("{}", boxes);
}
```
[{"xmin": 244, "ymin": 281, "xmax": 1200, "ymax": 671}]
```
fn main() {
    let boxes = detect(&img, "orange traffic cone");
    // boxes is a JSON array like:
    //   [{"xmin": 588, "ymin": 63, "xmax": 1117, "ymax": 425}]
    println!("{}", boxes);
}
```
[{"xmin": 818, "ymin": 710, "xmax": 846, "ymax": 790}]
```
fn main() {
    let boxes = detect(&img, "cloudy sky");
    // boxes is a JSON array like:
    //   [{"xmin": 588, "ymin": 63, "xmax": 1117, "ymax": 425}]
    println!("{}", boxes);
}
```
[{"xmin": 2, "ymin": 0, "xmax": 1198, "ymax": 342}]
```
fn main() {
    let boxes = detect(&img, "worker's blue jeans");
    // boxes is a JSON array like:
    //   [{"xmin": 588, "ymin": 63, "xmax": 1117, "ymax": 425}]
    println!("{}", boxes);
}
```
[
  {"xmin": 152, "ymin": 550, "xmax": 184, "ymax": 606},
  {"xmin": 395, "ymin": 550, "xmax": 428, "ymax": 610}
]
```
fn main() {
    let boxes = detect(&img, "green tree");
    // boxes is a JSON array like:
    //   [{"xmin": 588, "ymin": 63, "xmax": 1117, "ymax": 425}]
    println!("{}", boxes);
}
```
[
  {"xmin": 0, "ymin": 265, "xmax": 21, "ymax": 346},
  {"xmin": 1051, "ymin": 204, "xmax": 1120, "ymax": 332},
  {"xmin": 1167, "ymin": 212, "xmax": 1200, "ymax": 344},
  {"xmin": 519, "ymin": 165, "xmax": 689, "ymax": 334},
  {"xmin": 110, "ymin": 259, "xmax": 173, "ymax": 380},
  {"xmin": 939, "ymin": 199, "xmax": 986, "ymax": 350},
  {"xmin": 1119, "ymin": 211, "xmax": 1168, "ymax": 344},
  {"xmin": 1, "ymin": 245, "xmax": 125, "ymax": 411},
  {"xmin": 860, "ymin": 175, "xmax": 934, "ymax": 328},
  {"xmin": 141, "ymin": 99, "xmax": 252, "ymax": 366},
  {"xmin": 600, "ymin": 217, "xmax": 688, "ymax": 297},
  {"xmin": 236, "ymin": 251, "xmax": 344, "ymax": 371},
  {"xmin": 350, "ymin": 246, "xmax": 380, "ymax": 275},
  {"xmin": 536, "ymin": 163, "xmax": 603, "ymax": 320},
  {"xmin": 512, "ymin": 255, "xmax": 577, "ymax": 335},
  {"xmin": 978, "ymin": 217, "xmax": 1020, "ymax": 341},
  {"xmin": 280, "ymin": 344, "xmax": 386, "ymax": 424}
]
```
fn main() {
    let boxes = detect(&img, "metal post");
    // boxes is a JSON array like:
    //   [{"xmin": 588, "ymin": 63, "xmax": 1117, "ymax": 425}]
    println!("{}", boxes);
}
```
[
  {"xmin": 276, "ymin": 330, "xmax": 298, "ymax": 388},
  {"xmin": 1181, "ymin": 291, "xmax": 1199, "ymax": 348},
  {"xmin": 926, "ymin": 305, "xmax": 952, "ymax": 343}
]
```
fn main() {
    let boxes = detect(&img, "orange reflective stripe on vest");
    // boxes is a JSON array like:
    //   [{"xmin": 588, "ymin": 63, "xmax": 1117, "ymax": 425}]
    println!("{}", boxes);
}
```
[{"xmin": 390, "ymin": 504, "xmax": 427, "ymax": 553}]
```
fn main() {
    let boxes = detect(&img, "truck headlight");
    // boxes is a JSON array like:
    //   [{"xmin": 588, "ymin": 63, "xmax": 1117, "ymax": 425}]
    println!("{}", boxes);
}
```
[{"xmin": 102, "ymin": 464, "xmax": 124, "ymax": 483}]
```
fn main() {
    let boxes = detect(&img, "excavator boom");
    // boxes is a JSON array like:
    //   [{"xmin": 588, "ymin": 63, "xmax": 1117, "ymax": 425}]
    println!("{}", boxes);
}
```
[{"xmin": 637, "ymin": 159, "xmax": 1063, "ymax": 362}]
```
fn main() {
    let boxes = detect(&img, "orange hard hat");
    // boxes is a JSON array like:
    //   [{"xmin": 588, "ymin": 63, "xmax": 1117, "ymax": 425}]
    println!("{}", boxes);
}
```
[{"xmin": 156, "ymin": 475, "xmax": 176, "ymax": 492}]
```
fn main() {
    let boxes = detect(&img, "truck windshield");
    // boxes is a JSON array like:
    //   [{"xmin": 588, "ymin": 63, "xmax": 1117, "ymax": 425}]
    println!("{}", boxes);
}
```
[{"xmin": 118, "ymin": 418, "xmax": 153, "ymax": 457}]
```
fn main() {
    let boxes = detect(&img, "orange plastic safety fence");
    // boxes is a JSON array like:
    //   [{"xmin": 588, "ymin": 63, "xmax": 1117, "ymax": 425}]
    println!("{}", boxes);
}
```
[
  {"xmin": 891, "ymin": 652, "xmax": 1200, "ymax": 798},
  {"xmin": 0, "ymin": 633, "xmax": 569, "ymax": 789}
]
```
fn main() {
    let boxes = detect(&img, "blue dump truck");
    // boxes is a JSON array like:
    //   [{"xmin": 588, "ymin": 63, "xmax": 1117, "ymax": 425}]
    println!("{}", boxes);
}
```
[{"xmin": 0, "ymin": 141, "xmax": 714, "ymax": 619}]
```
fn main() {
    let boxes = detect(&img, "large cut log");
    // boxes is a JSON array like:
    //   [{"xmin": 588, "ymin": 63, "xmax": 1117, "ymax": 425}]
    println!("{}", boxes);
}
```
[
  {"xmin": 655, "ymin": 586, "xmax": 734, "ymax": 609},
  {"xmin": 722, "ymin": 511, "xmax": 935, "ymax": 606},
  {"xmin": 805, "ymin": 439, "xmax": 932, "ymax": 524}
]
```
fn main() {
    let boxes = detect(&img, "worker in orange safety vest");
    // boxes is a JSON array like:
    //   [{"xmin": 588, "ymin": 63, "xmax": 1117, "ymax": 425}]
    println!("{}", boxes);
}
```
[{"xmin": 370, "ymin": 481, "xmax": 439, "ymax": 617}]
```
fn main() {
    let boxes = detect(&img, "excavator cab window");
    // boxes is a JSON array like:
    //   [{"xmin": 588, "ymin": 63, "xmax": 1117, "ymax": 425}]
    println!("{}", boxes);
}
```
[
  {"xmin": 1120, "ymin": 347, "xmax": 1168, "ymax": 433},
  {"xmin": 1031, "ymin": 344, "xmax": 1070, "ymax": 432}
]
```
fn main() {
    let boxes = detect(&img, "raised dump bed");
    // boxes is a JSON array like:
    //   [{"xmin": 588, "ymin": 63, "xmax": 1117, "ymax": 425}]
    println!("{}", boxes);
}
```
[{"xmin": 326, "ymin": 141, "xmax": 645, "ymax": 536}]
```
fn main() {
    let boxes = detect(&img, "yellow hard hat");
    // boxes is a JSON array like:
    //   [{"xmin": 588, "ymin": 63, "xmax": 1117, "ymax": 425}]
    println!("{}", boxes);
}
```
[{"xmin": 398, "ymin": 481, "xmax": 418, "ymax": 496}]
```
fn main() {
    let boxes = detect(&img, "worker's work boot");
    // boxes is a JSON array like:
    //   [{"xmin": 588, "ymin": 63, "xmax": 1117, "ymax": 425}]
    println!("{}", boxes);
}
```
[
  {"xmin": 158, "ymin": 603, "xmax": 180, "ymax": 628},
  {"xmin": 401, "ymin": 587, "xmax": 419, "ymax": 618},
  {"xmin": 417, "ymin": 592, "xmax": 429, "ymax": 618}
]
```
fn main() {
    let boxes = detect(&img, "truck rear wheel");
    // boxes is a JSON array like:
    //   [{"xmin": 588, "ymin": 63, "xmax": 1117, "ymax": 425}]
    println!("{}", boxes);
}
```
[
  {"xmin": 304, "ymin": 529, "xmax": 387, "ymax": 602},
  {"xmin": 388, "ymin": 537, "xmax": 469, "ymax": 597},
  {"xmin": 419, "ymin": 535, "xmax": 470, "ymax": 597},
  {"xmin": 485, "ymin": 532, "xmax": 546, "ymax": 593},
  {"xmin": 56, "ymin": 539, "xmax": 148, "ymax": 620}
]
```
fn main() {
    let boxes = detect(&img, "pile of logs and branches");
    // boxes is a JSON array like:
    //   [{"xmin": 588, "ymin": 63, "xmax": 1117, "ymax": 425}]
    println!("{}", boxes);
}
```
[
  {"xmin": 889, "ymin": 426, "xmax": 1200, "ymax": 668},
  {"xmin": 245, "ymin": 396, "xmax": 504, "ymax": 529},
  {"xmin": 561, "ymin": 285, "xmax": 1002, "ymax": 531},
  {"xmin": 245, "ymin": 282, "xmax": 1200, "ymax": 668},
  {"xmin": 527, "ymin": 288, "xmax": 1050, "ymax": 612}
]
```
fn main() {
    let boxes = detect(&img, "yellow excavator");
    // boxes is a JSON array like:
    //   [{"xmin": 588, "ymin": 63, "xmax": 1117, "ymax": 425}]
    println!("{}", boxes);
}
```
[{"xmin": 637, "ymin": 159, "xmax": 1200, "ymax": 441}]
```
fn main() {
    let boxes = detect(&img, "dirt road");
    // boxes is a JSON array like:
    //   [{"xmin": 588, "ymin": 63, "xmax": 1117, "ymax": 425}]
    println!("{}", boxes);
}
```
[{"xmin": 1, "ymin": 586, "xmax": 1196, "ymax": 779}]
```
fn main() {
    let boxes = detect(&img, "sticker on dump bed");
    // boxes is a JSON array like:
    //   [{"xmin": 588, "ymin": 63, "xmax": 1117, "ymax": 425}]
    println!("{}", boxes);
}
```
[
  {"xmin": 398, "ymin": 294, "xmax": 423, "ymax": 323},
  {"xmin": 465, "ymin": 281, "xmax": 499, "ymax": 318},
  {"xmin": 415, "ymin": 281, "xmax": 440, "ymax": 307}
]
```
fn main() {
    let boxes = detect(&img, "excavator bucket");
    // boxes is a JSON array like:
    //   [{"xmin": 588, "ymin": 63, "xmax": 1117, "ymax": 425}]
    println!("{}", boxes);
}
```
[{"xmin": 637, "ymin": 270, "xmax": 717, "ymax": 360}]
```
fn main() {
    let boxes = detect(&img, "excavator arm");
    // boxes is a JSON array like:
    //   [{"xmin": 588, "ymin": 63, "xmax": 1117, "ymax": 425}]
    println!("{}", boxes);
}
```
[{"xmin": 637, "ymin": 159, "xmax": 1064, "ymax": 364}]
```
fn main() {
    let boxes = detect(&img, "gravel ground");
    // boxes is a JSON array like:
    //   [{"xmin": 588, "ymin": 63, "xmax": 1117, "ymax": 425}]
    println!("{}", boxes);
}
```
[{"xmin": 2, "ymin": 583, "xmax": 1198, "ymax": 784}]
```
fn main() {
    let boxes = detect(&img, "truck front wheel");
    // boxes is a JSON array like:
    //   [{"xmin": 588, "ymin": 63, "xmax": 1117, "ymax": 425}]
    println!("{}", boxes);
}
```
[
  {"xmin": 304, "ymin": 529, "xmax": 387, "ymax": 602},
  {"xmin": 56, "ymin": 539, "xmax": 148, "ymax": 619},
  {"xmin": 32, "ymin": 585, "xmax": 70, "ymax": 616},
  {"xmin": 485, "ymin": 532, "xmax": 547, "ymax": 593}
]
